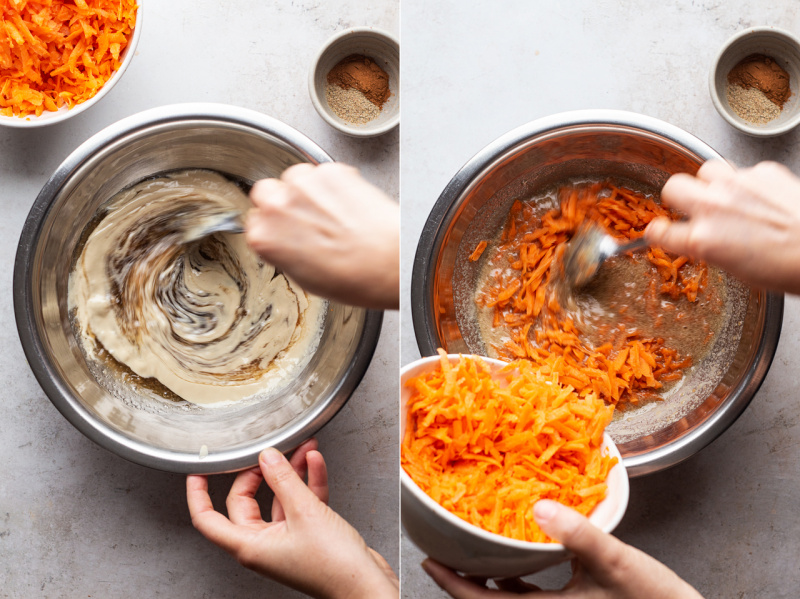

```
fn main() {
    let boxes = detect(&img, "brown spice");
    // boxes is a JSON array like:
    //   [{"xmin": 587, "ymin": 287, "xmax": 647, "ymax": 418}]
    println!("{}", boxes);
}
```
[
  {"xmin": 325, "ymin": 84, "xmax": 380, "ymax": 124},
  {"xmin": 727, "ymin": 53, "xmax": 791, "ymax": 108},
  {"xmin": 326, "ymin": 54, "xmax": 391, "ymax": 109}
]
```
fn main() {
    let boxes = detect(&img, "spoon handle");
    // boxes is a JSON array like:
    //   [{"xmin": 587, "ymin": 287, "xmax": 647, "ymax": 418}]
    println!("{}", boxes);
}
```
[{"xmin": 618, "ymin": 236, "xmax": 648, "ymax": 254}]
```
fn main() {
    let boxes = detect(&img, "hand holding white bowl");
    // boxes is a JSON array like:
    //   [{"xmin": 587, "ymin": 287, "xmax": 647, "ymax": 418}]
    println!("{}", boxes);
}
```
[{"xmin": 422, "ymin": 499, "xmax": 704, "ymax": 599}]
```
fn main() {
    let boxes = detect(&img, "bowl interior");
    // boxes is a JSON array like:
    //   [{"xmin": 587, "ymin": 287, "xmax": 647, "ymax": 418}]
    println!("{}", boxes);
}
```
[
  {"xmin": 0, "ymin": 3, "xmax": 142, "ymax": 128},
  {"xmin": 400, "ymin": 354, "xmax": 629, "ymax": 577},
  {"xmin": 23, "ymin": 115, "xmax": 375, "ymax": 472},
  {"xmin": 414, "ymin": 120, "xmax": 780, "ymax": 475},
  {"xmin": 310, "ymin": 29, "xmax": 399, "ymax": 136},
  {"xmin": 712, "ymin": 28, "xmax": 800, "ymax": 135}
]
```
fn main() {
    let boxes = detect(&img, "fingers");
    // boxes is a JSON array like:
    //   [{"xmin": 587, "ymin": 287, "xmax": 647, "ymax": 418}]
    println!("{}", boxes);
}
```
[
  {"xmin": 281, "ymin": 162, "xmax": 359, "ymax": 188},
  {"xmin": 645, "ymin": 217, "xmax": 697, "ymax": 258},
  {"xmin": 421, "ymin": 560, "xmax": 500, "ymax": 599},
  {"xmin": 259, "ymin": 447, "xmax": 322, "ymax": 521},
  {"xmin": 186, "ymin": 474, "xmax": 249, "ymax": 555},
  {"xmin": 226, "ymin": 467, "xmax": 265, "ymax": 526},
  {"xmin": 272, "ymin": 438, "xmax": 319, "ymax": 521},
  {"xmin": 660, "ymin": 160, "xmax": 735, "ymax": 215},
  {"xmin": 306, "ymin": 449, "xmax": 330, "ymax": 505},
  {"xmin": 282, "ymin": 162, "xmax": 372, "ymax": 215},
  {"xmin": 369, "ymin": 547, "xmax": 400, "ymax": 585},
  {"xmin": 249, "ymin": 178, "xmax": 285, "ymax": 210},
  {"xmin": 533, "ymin": 500, "xmax": 629, "ymax": 583},
  {"xmin": 660, "ymin": 173, "xmax": 714, "ymax": 214},
  {"xmin": 244, "ymin": 208, "xmax": 268, "ymax": 250},
  {"xmin": 696, "ymin": 159, "xmax": 736, "ymax": 182},
  {"xmin": 288, "ymin": 438, "xmax": 319, "ymax": 482},
  {"xmin": 186, "ymin": 474, "xmax": 211, "ymax": 517}
]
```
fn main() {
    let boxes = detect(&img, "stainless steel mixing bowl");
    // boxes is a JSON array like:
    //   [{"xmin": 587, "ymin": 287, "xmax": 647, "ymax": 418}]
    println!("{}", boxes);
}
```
[
  {"xmin": 411, "ymin": 109, "xmax": 782, "ymax": 477},
  {"xmin": 15, "ymin": 103, "xmax": 383, "ymax": 474}
]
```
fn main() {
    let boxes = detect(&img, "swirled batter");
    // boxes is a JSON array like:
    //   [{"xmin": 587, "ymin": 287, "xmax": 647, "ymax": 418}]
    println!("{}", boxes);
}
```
[{"xmin": 69, "ymin": 170, "xmax": 325, "ymax": 406}]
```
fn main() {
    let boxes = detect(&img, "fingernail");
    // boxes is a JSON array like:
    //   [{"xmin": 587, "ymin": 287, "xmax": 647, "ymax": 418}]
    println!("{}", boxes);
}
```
[
  {"xmin": 420, "ymin": 559, "xmax": 432, "ymax": 575},
  {"xmin": 260, "ymin": 448, "xmax": 282, "ymax": 466},
  {"xmin": 533, "ymin": 500, "xmax": 558, "ymax": 523}
]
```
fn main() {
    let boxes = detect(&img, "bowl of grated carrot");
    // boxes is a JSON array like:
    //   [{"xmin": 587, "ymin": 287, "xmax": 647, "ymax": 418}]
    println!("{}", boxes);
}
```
[
  {"xmin": 401, "ymin": 352, "xmax": 629, "ymax": 578},
  {"xmin": 0, "ymin": 0, "xmax": 142, "ymax": 127}
]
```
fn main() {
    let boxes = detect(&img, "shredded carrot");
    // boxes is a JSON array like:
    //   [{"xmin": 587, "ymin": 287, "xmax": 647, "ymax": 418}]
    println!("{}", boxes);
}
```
[
  {"xmin": 469, "ymin": 239, "xmax": 488, "ymax": 262},
  {"xmin": 474, "ymin": 181, "xmax": 709, "ymax": 407},
  {"xmin": 401, "ymin": 351, "xmax": 617, "ymax": 543},
  {"xmin": 0, "ymin": 0, "xmax": 138, "ymax": 118}
]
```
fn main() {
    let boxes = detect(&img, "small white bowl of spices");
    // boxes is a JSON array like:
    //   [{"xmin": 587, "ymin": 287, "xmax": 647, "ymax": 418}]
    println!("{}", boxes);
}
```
[
  {"xmin": 710, "ymin": 26, "xmax": 800, "ymax": 137},
  {"xmin": 309, "ymin": 27, "xmax": 399, "ymax": 138}
]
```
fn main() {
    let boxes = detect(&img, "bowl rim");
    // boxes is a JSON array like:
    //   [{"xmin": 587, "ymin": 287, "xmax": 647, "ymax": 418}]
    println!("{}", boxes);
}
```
[
  {"xmin": 307, "ymin": 26, "xmax": 399, "ymax": 138},
  {"xmin": 400, "ymin": 353, "xmax": 630, "ymax": 551},
  {"xmin": 0, "ymin": 0, "xmax": 144, "ymax": 128},
  {"xmin": 410, "ymin": 109, "xmax": 784, "ymax": 477},
  {"xmin": 13, "ymin": 102, "xmax": 384, "ymax": 473},
  {"xmin": 708, "ymin": 26, "xmax": 800, "ymax": 138}
]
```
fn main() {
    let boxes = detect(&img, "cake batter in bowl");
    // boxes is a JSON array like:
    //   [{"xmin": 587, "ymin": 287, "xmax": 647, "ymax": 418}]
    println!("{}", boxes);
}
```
[{"xmin": 15, "ymin": 104, "xmax": 383, "ymax": 474}]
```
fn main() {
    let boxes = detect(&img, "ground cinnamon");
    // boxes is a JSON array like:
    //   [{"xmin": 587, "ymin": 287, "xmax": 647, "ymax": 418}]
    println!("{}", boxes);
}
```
[
  {"xmin": 727, "ymin": 54, "xmax": 791, "ymax": 108},
  {"xmin": 327, "ymin": 54, "xmax": 391, "ymax": 109}
]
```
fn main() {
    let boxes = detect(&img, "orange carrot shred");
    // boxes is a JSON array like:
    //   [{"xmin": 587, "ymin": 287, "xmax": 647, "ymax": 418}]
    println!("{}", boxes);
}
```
[
  {"xmin": 1, "ymin": 1, "xmax": 138, "ymax": 118},
  {"xmin": 402, "ymin": 352, "xmax": 617, "ymax": 542},
  {"xmin": 477, "ymin": 181, "xmax": 700, "ymax": 407},
  {"xmin": 469, "ymin": 240, "xmax": 488, "ymax": 262}
]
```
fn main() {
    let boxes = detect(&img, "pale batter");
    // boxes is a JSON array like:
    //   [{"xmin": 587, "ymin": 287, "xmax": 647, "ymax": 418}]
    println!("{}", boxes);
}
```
[{"xmin": 69, "ymin": 170, "xmax": 325, "ymax": 406}]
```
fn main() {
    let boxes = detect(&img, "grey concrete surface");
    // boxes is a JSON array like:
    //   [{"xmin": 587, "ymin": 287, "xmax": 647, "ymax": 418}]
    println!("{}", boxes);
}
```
[
  {"xmin": 400, "ymin": 2, "xmax": 800, "ymax": 598},
  {"xmin": 0, "ymin": 1, "xmax": 398, "ymax": 598}
]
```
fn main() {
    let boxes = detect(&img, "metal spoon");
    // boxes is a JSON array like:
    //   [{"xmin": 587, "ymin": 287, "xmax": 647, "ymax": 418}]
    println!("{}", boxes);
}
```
[
  {"xmin": 181, "ymin": 210, "xmax": 245, "ymax": 243},
  {"xmin": 563, "ymin": 224, "xmax": 649, "ymax": 288}
]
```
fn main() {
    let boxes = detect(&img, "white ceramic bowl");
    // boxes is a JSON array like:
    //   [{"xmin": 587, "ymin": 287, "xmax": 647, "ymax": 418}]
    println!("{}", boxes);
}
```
[
  {"xmin": 710, "ymin": 26, "xmax": 800, "ymax": 137},
  {"xmin": 0, "ymin": 1, "xmax": 143, "ymax": 128},
  {"xmin": 401, "ymin": 354, "xmax": 630, "ymax": 578},
  {"xmin": 308, "ymin": 27, "xmax": 399, "ymax": 138}
]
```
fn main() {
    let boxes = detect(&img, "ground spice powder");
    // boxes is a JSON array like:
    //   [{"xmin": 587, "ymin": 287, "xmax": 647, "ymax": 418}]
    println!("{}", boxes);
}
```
[
  {"xmin": 725, "ymin": 54, "xmax": 792, "ymax": 125},
  {"xmin": 726, "ymin": 85, "xmax": 781, "ymax": 124},
  {"xmin": 325, "ymin": 54, "xmax": 391, "ymax": 124},
  {"xmin": 728, "ymin": 54, "xmax": 791, "ymax": 108},
  {"xmin": 325, "ymin": 85, "xmax": 380, "ymax": 124}
]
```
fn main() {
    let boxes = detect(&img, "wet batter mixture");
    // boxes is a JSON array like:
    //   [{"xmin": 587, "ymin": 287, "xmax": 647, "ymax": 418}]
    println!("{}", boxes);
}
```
[
  {"xmin": 472, "ymin": 180, "xmax": 726, "ymax": 409},
  {"xmin": 69, "ymin": 170, "xmax": 325, "ymax": 406}
]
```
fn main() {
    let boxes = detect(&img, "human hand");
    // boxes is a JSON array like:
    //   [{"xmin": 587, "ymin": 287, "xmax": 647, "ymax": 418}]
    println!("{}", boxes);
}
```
[
  {"xmin": 186, "ymin": 439, "xmax": 398, "ymax": 599},
  {"xmin": 246, "ymin": 162, "xmax": 399, "ymax": 309},
  {"xmin": 646, "ymin": 160, "xmax": 800, "ymax": 295},
  {"xmin": 421, "ymin": 500, "xmax": 702, "ymax": 599}
]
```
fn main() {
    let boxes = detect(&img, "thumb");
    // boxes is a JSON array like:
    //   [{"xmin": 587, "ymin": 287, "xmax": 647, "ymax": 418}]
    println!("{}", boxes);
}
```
[
  {"xmin": 534, "ymin": 500, "xmax": 629, "ymax": 582},
  {"xmin": 259, "ymin": 448, "xmax": 320, "ymax": 520}
]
